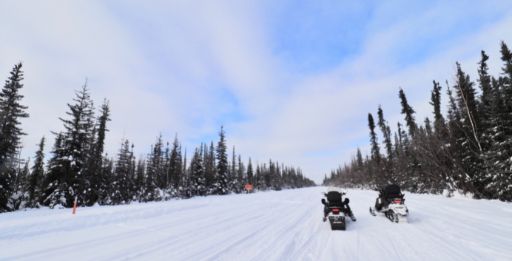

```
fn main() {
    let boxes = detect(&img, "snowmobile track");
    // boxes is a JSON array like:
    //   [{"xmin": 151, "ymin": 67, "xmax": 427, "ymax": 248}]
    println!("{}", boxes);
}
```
[{"xmin": 1, "ymin": 187, "xmax": 511, "ymax": 261}]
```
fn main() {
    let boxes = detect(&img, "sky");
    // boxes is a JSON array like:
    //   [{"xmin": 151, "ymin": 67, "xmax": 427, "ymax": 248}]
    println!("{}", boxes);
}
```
[{"xmin": 1, "ymin": 0, "xmax": 512, "ymax": 184}]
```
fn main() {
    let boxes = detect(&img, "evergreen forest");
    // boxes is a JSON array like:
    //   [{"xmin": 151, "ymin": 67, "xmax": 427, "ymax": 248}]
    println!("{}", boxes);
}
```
[
  {"xmin": 0, "ymin": 64, "xmax": 314, "ymax": 213},
  {"xmin": 324, "ymin": 42, "xmax": 512, "ymax": 202}
]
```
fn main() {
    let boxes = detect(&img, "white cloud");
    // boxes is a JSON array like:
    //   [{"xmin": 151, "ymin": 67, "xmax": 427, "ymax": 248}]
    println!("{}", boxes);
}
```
[
  {"xmin": 231, "ymin": 6, "xmax": 512, "ymax": 183},
  {"xmin": 1, "ymin": 1, "xmax": 511, "ymax": 184}
]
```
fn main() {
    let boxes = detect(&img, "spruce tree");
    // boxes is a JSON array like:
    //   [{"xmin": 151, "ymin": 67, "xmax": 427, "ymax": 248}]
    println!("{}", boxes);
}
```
[
  {"xmin": 182, "ymin": 148, "xmax": 188, "ymax": 188},
  {"xmin": 477, "ymin": 51, "xmax": 493, "ymax": 146},
  {"xmin": 263, "ymin": 163, "xmax": 271, "ymax": 189},
  {"xmin": 368, "ymin": 113, "xmax": 382, "ymax": 187},
  {"xmin": 269, "ymin": 160, "xmax": 276, "ymax": 189},
  {"xmin": 484, "ymin": 43, "xmax": 512, "ymax": 200},
  {"xmin": 398, "ymin": 88, "xmax": 424, "ymax": 191},
  {"xmin": 237, "ymin": 155, "xmax": 244, "ymax": 191},
  {"xmin": 430, "ymin": 81, "xmax": 447, "ymax": 136},
  {"xmin": 162, "ymin": 142, "xmax": 170, "ymax": 189},
  {"xmin": 100, "ymin": 156, "xmax": 114, "ymax": 204},
  {"xmin": 229, "ymin": 146, "xmax": 237, "ymax": 192},
  {"xmin": 368, "ymin": 113, "xmax": 381, "ymax": 164},
  {"xmin": 398, "ymin": 88, "xmax": 417, "ymax": 138},
  {"xmin": 190, "ymin": 148, "xmax": 206, "ymax": 196},
  {"xmin": 204, "ymin": 142, "xmax": 216, "ymax": 194},
  {"xmin": 169, "ymin": 136, "xmax": 182, "ymax": 192},
  {"xmin": 215, "ymin": 126, "xmax": 229, "ymax": 194},
  {"xmin": 27, "ymin": 137, "xmax": 45, "ymax": 207},
  {"xmin": 128, "ymin": 143, "xmax": 136, "ymax": 200},
  {"xmin": 9, "ymin": 158, "xmax": 29, "ymax": 210},
  {"xmin": 85, "ymin": 100, "xmax": 110, "ymax": 205},
  {"xmin": 455, "ymin": 63, "xmax": 482, "ymax": 153},
  {"xmin": 41, "ymin": 133, "xmax": 68, "ymax": 208},
  {"xmin": 501, "ymin": 41, "xmax": 512, "ymax": 81},
  {"xmin": 0, "ymin": 63, "xmax": 29, "ymax": 169},
  {"xmin": 112, "ymin": 139, "xmax": 134, "ymax": 204},
  {"xmin": 145, "ymin": 136, "xmax": 163, "ymax": 201},
  {"xmin": 356, "ymin": 148, "xmax": 364, "ymax": 169},
  {"xmin": 247, "ymin": 158, "xmax": 254, "ymax": 185},
  {"xmin": 454, "ymin": 63, "xmax": 485, "ymax": 196},
  {"xmin": 255, "ymin": 165, "xmax": 263, "ymax": 189},
  {"xmin": 428, "ymin": 82, "xmax": 452, "ymax": 191},
  {"xmin": 498, "ymin": 42, "xmax": 512, "ymax": 156},
  {"xmin": 482, "ymin": 78, "xmax": 511, "ymax": 200},
  {"xmin": 179, "ymin": 147, "xmax": 190, "ymax": 198},
  {"xmin": 134, "ymin": 159, "xmax": 145, "ymax": 201},
  {"xmin": 0, "ymin": 63, "xmax": 29, "ymax": 212},
  {"xmin": 56, "ymin": 84, "xmax": 96, "ymax": 206},
  {"xmin": 377, "ymin": 106, "xmax": 393, "ymax": 160},
  {"xmin": 445, "ymin": 85, "xmax": 467, "ymax": 191}
]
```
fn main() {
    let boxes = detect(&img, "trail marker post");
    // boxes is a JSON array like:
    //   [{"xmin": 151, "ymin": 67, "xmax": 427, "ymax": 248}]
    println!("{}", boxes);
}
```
[{"xmin": 72, "ymin": 196, "xmax": 78, "ymax": 215}]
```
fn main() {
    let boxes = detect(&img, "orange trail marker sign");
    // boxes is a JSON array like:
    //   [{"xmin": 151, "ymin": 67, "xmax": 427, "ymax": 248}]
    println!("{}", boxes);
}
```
[{"xmin": 244, "ymin": 183, "xmax": 253, "ymax": 192}]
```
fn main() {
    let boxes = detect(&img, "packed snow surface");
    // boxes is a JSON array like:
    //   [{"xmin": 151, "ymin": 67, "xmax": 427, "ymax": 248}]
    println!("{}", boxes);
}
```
[{"xmin": 1, "ymin": 187, "xmax": 511, "ymax": 260}]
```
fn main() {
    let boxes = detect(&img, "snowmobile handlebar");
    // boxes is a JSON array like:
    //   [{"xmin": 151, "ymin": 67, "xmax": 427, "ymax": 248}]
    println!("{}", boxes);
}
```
[
  {"xmin": 323, "ymin": 192, "xmax": 346, "ymax": 196},
  {"xmin": 321, "ymin": 197, "xmax": 350, "ymax": 205}
]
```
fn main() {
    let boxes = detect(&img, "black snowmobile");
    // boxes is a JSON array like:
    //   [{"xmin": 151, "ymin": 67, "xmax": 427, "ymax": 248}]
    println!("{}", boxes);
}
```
[
  {"xmin": 369, "ymin": 184, "xmax": 409, "ymax": 223},
  {"xmin": 321, "ymin": 189, "xmax": 356, "ymax": 230}
]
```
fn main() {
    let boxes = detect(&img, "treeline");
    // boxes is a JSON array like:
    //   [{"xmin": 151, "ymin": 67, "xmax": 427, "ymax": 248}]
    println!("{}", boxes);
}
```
[
  {"xmin": 324, "ymin": 41, "xmax": 512, "ymax": 201},
  {"xmin": 0, "ymin": 64, "xmax": 314, "ymax": 212}
]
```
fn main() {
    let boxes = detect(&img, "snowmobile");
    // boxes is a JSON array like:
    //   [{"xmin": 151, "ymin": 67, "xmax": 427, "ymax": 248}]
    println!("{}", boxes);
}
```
[
  {"xmin": 369, "ymin": 184, "xmax": 408, "ymax": 223},
  {"xmin": 321, "ymin": 188, "xmax": 356, "ymax": 230}
]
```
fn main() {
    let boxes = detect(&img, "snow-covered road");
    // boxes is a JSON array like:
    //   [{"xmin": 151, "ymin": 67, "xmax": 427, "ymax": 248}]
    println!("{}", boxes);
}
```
[{"xmin": 1, "ymin": 187, "xmax": 511, "ymax": 261}]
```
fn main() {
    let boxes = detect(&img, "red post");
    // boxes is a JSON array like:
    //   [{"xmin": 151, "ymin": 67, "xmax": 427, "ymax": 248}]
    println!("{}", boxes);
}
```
[{"xmin": 72, "ymin": 196, "xmax": 77, "ymax": 215}]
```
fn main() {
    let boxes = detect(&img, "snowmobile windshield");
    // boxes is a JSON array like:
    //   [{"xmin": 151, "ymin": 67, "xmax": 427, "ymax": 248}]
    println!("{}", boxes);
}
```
[
  {"xmin": 382, "ymin": 184, "xmax": 402, "ymax": 198},
  {"xmin": 326, "ymin": 191, "xmax": 343, "ymax": 206}
]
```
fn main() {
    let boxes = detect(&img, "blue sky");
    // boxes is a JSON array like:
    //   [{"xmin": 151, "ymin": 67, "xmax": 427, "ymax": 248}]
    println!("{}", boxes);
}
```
[{"xmin": 1, "ymin": 0, "xmax": 512, "ymax": 183}]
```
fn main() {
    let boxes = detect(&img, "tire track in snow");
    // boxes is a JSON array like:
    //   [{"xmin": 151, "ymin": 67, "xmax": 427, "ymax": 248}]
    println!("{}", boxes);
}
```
[
  {"xmin": 103, "ymin": 198, "xmax": 282, "ymax": 260},
  {"xmin": 4, "ymin": 201, "xmax": 257, "ymax": 260},
  {"xmin": 105, "ymin": 203, "xmax": 274, "ymax": 260},
  {"xmin": 1, "ymin": 187, "xmax": 511, "ymax": 261}
]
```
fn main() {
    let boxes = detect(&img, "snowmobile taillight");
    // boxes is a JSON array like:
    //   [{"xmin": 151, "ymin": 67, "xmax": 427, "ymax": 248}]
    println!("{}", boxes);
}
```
[
  {"xmin": 332, "ymin": 208, "xmax": 340, "ymax": 214},
  {"xmin": 393, "ymin": 199, "xmax": 402, "ymax": 204}
]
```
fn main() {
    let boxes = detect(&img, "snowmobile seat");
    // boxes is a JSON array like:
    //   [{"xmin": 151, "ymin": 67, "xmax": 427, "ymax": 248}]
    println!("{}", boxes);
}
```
[{"xmin": 326, "ymin": 191, "xmax": 343, "ymax": 207}]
